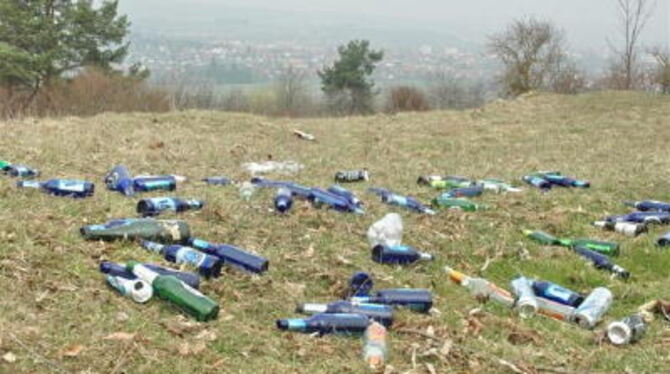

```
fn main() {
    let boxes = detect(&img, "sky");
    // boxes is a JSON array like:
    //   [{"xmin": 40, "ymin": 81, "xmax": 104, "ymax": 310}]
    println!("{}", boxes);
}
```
[{"xmin": 119, "ymin": 0, "xmax": 670, "ymax": 50}]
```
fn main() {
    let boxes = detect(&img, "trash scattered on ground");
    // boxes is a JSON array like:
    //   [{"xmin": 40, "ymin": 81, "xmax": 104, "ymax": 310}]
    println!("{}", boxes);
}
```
[
  {"xmin": 368, "ymin": 187, "xmax": 435, "ymax": 215},
  {"xmin": 363, "ymin": 321, "xmax": 388, "ymax": 371},
  {"xmin": 604, "ymin": 211, "xmax": 670, "ymax": 225},
  {"xmin": 17, "ymin": 179, "xmax": 94, "ymax": 198},
  {"xmin": 524, "ymin": 171, "xmax": 590, "ymax": 189},
  {"xmin": 574, "ymin": 287, "xmax": 612, "ymax": 329},
  {"xmin": 105, "ymin": 165, "xmax": 135, "ymax": 196},
  {"xmin": 137, "ymin": 197, "xmax": 205, "ymax": 217},
  {"xmin": 133, "ymin": 175, "xmax": 177, "ymax": 192},
  {"xmin": 3, "ymin": 164, "xmax": 40, "ymax": 178},
  {"xmin": 201, "ymin": 176, "xmax": 233, "ymax": 186},
  {"xmin": 371, "ymin": 244, "xmax": 433, "ymax": 265},
  {"xmin": 100, "ymin": 261, "xmax": 201, "ymax": 289},
  {"xmin": 624, "ymin": 200, "xmax": 670, "ymax": 212},
  {"xmin": 334, "ymin": 169, "xmax": 369, "ymax": 183},
  {"xmin": 432, "ymin": 196, "xmax": 486, "ymax": 211},
  {"xmin": 81, "ymin": 219, "xmax": 190, "ymax": 243},
  {"xmin": 140, "ymin": 240, "xmax": 223, "ymax": 278},
  {"xmin": 293, "ymin": 129, "xmax": 316, "ymax": 141},
  {"xmin": 137, "ymin": 174, "xmax": 188, "ymax": 183},
  {"xmin": 441, "ymin": 186, "xmax": 484, "ymax": 198},
  {"xmin": 276, "ymin": 313, "xmax": 371, "ymax": 335},
  {"xmin": 523, "ymin": 229, "xmax": 620, "ymax": 256},
  {"xmin": 351, "ymin": 288, "xmax": 433, "ymax": 313},
  {"xmin": 274, "ymin": 187, "xmax": 293, "ymax": 213},
  {"xmin": 0, "ymin": 159, "xmax": 10, "ymax": 171},
  {"xmin": 367, "ymin": 213, "xmax": 403, "ymax": 247},
  {"xmin": 656, "ymin": 232, "xmax": 670, "ymax": 246},
  {"xmin": 296, "ymin": 300, "xmax": 394, "ymax": 327},
  {"xmin": 243, "ymin": 160, "xmax": 304, "ymax": 176},
  {"xmin": 188, "ymin": 238, "xmax": 269, "ymax": 274},
  {"xmin": 105, "ymin": 274, "xmax": 153, "ymax": 303},
  {"xmin": 592, "ymin": 220, "xmax": 647, "ymax": 236},
  {"xmin": 348, "ymin": 271, "xmax": 374, "ymax": 298},
  {"xmin": 328, "ymin": 185, "xmax": 363, "ymax": 208},
  {"xmin": 252, "ymin": 177, "xmax": 363, "ymax": 213},
  {"xmin": 445, "ymin": 266, "xmax": 515, "ymax": 307},
  {"xmin": 477, "ymin": 178, "xmax": 523, "ymax": 193},
  {"xmin": 607, "ymin": 314, "xmax": 646, "ymax": 345}
]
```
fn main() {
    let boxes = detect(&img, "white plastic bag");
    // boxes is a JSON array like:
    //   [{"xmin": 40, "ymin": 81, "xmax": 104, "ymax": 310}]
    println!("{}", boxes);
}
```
[{"xmin": 367, "ymin": 213, "xmax": 403, "ymax": 247}]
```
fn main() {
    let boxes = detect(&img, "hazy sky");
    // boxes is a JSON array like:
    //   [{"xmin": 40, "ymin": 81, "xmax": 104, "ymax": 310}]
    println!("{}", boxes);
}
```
[{"xmin": 120, "ymin": 0, "xmax": 670, "ymax": 50}]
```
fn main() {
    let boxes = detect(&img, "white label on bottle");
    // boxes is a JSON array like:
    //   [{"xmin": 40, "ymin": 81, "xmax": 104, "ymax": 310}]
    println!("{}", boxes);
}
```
[
  {"xmin": 58, "ymin": 180, "xmax": 86, "ymax": 192},
  {"xmin": 175, "ymin": 248, "xmax": 206, "ymax": 267},
  {"xmin": 132, "ymin": 264, "xmax": 158, "ymax": 284}
]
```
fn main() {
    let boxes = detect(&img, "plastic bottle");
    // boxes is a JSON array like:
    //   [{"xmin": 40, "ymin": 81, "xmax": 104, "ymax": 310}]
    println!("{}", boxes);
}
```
[
  {"xmin": 607, "ymin": 314, "xmax": 646, "ymax": 345},
  {"xmin": 239, "ymin": 181, "xmax": 257, "ymax": 201},
  {"xmin": 558, "ymin": 238, "xmax": 619, "ymax": 256},
  {"xmin": 133, "ymin": 176, "xmax": 177, "ymax": 192},
  {"xmin": 274, "ymin": 187, "xmax": 293, "ymax": 213},
  {"xmin": 574, "ymin": 287, "xmax": 613, "ymax": 329},
  {"xmin": 443, "ymin": 186, "xmax": 484, "ymax": 198},
  {"xmin": 445, "ymin": 267, "xmax": 515, "ymax": 307},
  {"xmin": 363, "ymin": 321, "xmax": 388, "ymax": 371},
  {"xmin": 4, "ymin": 164, "xmax": 40, "ymax": 178},
  {"xmin": 276, "ymin": 313, "xmax": 370, "ymax": 335},
  {"xmin": 657, "ymin": 232, "xmax": 670, "ymax": 246},
  {"xmin": 140, "ymin": 241, "xmax": 223, "ymax": 278},
  {"xmin": 510, "ymin": 276, "xmax": 539, "ymax": 318},
  {"xmin": 127, "ymin": 261, "xmax": 219, "ymax": 321},
  {"xmin": 573, "ymin": 245, "xmax": 629, "ymax": 278},
  {"xmin": 522, "ymin": 230, "xmax": 560, "ymax": 245},
  {"xmin": 201, "ymin": 177, "xmax": 233, "ymax": 186},
  {"xmin": 522, "ymin": 175, "xmax": 551, "ymax": 190},
  {"xmin": 532, "ymin": 280, "xmax": 584, "ymax": 308},
  {"xmin": 592, "ymin": 221, "xmax": 647, "ymax": 237},
  {"xmin": 188, "ymin": 238, "xmax": 269, "ymax": 274},
  {"xmin": 99, "ymin": 261, "xmax": 200, "ymax": 289},
  {"xmin": 105, "ymin": 165, "xmax": 134, "ymax": 196},
  {"xmin": 371, "ymin": 244, "xmax": 433, "ymax": 265},
  {"xmin": 433, "ymin": 197, "xmax": 484, "ymax": 212},
  {"xmin": 327, "ymin": 185, "xmax": 362, "ymax": 207},
  {"xmin": 334, "ymin": 169, "xmax": 369, "ymax": 182},
  {"xmin": 80, "ymin": 219, "xmax": 190, "ymax": 243},
  {"xmin": 296, "ymin": 301, "xmax": 394, "ymax": 327},
  {"xmin": 137, "ymin": 197, "xmax": 204, "ymax": 217},
  {"xmin": 367, "ymin": 213, "xmax": 403, "ymax": 247},
  {"xmin": 17, "ymin": 179, "xmax": 94, "ymax": 198},
  {"xmin": 105, "ymin": 274, "xmax": 153, "ymax": 303},
  {"xmin": 624, "ymin": 200, "xmax": 670, "ymax": 212},
  {"xmin": 351, "ymin": 289, "xmax": 433, "ymax": 313},
  {"xmin": 605, "ymin": 211, "xmax": 670, "ymax": 224}
]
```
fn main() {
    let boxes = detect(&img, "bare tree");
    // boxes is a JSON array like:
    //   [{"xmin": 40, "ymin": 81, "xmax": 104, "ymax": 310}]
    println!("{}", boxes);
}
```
[
  {"xmin": 275, "ymin": 65, "xmax": 307, "ymax": 116},
  {"xmin": 428, "ymin": 71, "xmax": 486, "ymax": 109},
  {"xmin": 649, "ymin": 47, "xmax": 670, "ymax": 93},
  {"xmin": 488, "ymin": 18, "xmax": 567, "ymax": 97},
  {"xmin": 608, "ymin": 0, "xmax": 656, "ymax": 90}
]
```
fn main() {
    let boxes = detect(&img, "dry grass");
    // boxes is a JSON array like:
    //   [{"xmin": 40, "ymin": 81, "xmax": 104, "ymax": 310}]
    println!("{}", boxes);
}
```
[{"xmin": 1, "ymin": 91, "xmax": 670, "ymax": 373}]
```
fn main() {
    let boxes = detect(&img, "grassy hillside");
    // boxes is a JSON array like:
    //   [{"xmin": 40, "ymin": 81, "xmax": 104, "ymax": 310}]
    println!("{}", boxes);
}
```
[{"xmin": 1, "ymin": 91, "xmax": 670, "ymax": 374}]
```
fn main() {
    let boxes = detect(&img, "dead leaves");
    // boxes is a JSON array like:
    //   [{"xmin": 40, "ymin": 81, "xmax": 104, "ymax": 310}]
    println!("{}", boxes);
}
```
[
  {"xmin": 103, "ymin": 332, "xmax": 136, "ymax": 342},
  {"xmin": 61, "ymin": 343, "xmax": 84, "ymax": 358}
]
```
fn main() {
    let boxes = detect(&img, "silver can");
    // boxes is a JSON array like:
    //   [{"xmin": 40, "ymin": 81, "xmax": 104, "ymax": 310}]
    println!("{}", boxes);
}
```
[
  {"xmin": 335, "ymin": 170, "xmax": 369, "ymax": 182},
  {"xmin": 575, "ymin": 287, "xmax": 613, "ymax": 329},
  {"xmin": 510, "ymin": 276, "xmax": 538, "ymax": 318},
  {"xmin": 607, "ymin": 314, "xmax": 646, "ymax": 345},
  {"xmin": 106, "ymin": 275, "xmax": 153, "ymax": 303}
]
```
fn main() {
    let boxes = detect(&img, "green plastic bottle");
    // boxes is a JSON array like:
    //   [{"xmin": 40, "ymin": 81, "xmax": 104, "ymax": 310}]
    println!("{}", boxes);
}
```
[
  {"xmin": 432, "ymin": 197, "xmax": 483, "ymax": 212},
  {"xmin": 522, "ymin": 230, "xmax": 560, "ymax": 245},
  {"xmin": 127, "ymin": 261, "xmax": 219, "ymax": 321},
  {"xmin": 80, "ymin": 219, "xmax": 190, "ymax": 243},
  {"xmin": 558, "ymin": 238, "xmax": 620, "ymax": 256}
]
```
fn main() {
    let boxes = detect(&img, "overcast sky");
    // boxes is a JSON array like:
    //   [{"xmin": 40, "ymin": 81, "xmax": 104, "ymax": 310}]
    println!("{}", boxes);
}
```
[{"xmin": 120, "ymin": 0, "xmax": 670, "ymax": 50}]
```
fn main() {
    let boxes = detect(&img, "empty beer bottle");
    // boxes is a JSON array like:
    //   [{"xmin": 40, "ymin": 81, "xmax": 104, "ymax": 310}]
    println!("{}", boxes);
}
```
[
  {"xmin": 188, "ymin": 238, "xmax": 269, "ymax": 274},
  {"xmin": 382, "ymin": 193, "xmax": 435, "ymax": 215},
  {"xmin": 605, "ymin": 211, "xmax": 670, "ymax": 224},
  {"xmin": 4, "ymin": 164, "xmax": 39, "ymax": 178},
  {"xmin": 133, "ymin": 176, "xmax": 177, "ymax": 192},
  {"xmin": 334, "ymin": 169, "xmax": 369, "ymax": 182},
  {"xmin": 593, "ymin": 221, "xmax": 647, "ymax": 237},
  {"xmin": 99, "ymin": 261, "xmax": 200, "ymax": 289},
  {"xmin": 296, "ymin": 300, "xmax": 394, "ymax": 327},
  {"xmin": 573, "ymin": 245, "xmax": 629, "ymax": 279},
  {"xmin": 140, "ymin": 241, "xmax": 223, "ymax": 278},
  {"xmin": 80, "ymin": 219, "xmax": 190, "ymax": 243},
  {"xmin": 137, "ymin": 197, "xmax": 204, "ymax": 217},
  {"xmin": 202, "ymin": 177, "xmax": 232, "ymax": 186},
  {"xmin": 0, "ymin": 160, "xmax": 11, "ymax": 171},
  {"xmin": 127, "ymin": 260, "xmax": 219, "ymax": 321},
  {"xmin": 429, "ymin": 176, "xmax": 474, "ymax": 190},
  {"xmin": 371, "ymin": 244, "xmax": 434, "ymax": 265},
  {"xmin": 105, "ymin": 165, "xmax": 135, "ymax": 196},
  {"xmin": 522, "ymin": 230, "xmax": 560, "ymax": 245},
  {"xmin": 274, "ymin": 187, "xmax": 293, "ymax": 213},
  {"xmin": 539, "ymin": 172, "xmax": 590, "ymax": 188},
  {"xmin": 276, "ymin": 313, "xmax": 370, "ymax": 335},
  {"xmin": 433, "ymin": 196, "xmax": 484, "ymax": 212},
  {"xmin": 17, "ymin": 179, "xmax": 94, "ymax": 198},
  {"xmin": 624, "ymin": 200, "xmax": 670, "ymax": 212},
  {"xmin": 522, "ymin": 175, "xmax": 551, "ymax": 190},
  {"xmin": 310, "ymin": 188, "xmax": 363, "ymax": 214},
  {"xmin": 327, "ymin": 185, "xmax": 362, "ymax": 207},
  {"xmin": 477, "ymin": 178, "xmax": 522, "ymax": 193},
  {"xmin": 532, "ymin": 280, "xmax": 584, "ymax": 308},
  {"xmin": 558, "ymin": 238, "xmax": 619, "ymax": 256},
  {"xmin": 351, "ymin": 289, "xmax": 433, "ymax": 313},
  {"xmin": 442, "ymin": 186, "xmax": 484, "ymax": 198}
]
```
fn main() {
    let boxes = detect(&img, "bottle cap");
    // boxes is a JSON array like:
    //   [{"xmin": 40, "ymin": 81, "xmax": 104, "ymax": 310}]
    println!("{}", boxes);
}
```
[{"xmin": 607, "ymin": 321, "xmax": 632, "ymax": 345}]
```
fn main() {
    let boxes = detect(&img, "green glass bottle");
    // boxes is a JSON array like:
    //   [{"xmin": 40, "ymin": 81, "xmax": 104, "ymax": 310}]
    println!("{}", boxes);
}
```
[
  {"xmin": 0, "ymin": 160, "xmax": 10, "ymax": 171},
  {"xmin": 522, "ymin": 230, "xmax": 560, "ymax": 245},
  {"xmin": 429, "ymin": 177, "xmax": 473, "ymax": 190},
  {"xmin": 432, "ymin": 197, "xmax": 483, "ymax": 212},
  {"xmin": 80, "ymin": 219, "xmax": 190, "ymax": 243},
  {"xmin": 127, "ymin": 261, "xmax": 219, "ymax": 321},
  {"xmin": 558, "ymin": 238, "xmax": 620, "ymax": 256}
]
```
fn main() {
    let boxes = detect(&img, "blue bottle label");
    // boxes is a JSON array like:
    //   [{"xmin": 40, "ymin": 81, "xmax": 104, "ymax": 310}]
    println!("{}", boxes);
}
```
[
  {"xmin": 390, "ymin": 245, "xmax": 411, "ymax": 252},
  {"xmin": 149, "ymin": 198, "xmax": 177, "ymax": 211},
  {"xmin": 87, "ymin": 224, "xmax": 107, "ymax": 231},
  {"xmin": 388, "ymin": 195, "xmax": 407, "ymax": 206},
  {"xmin": 545, "ymin": 285, "xmax": 573, "ymax": 302},
  {"xmin": 175, "ymin": 248, "xmax": 207, "ymax": 267},
  {"xmin": 190, "ymin": 238, "xmax": 209, "ymax": 249},
  {"xmin": 287, "ymin": 319, "xmax": 307, "ymax": 330},
  {"xmin": 144, "ymin": 180, "xmax": 171, "ymax": 189},
  {"xmin": 56, "ymin": 180, "xmax": 86, "ymax": 192}
]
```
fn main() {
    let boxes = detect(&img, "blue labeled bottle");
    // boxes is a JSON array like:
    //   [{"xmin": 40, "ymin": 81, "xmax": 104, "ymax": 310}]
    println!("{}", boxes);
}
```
[
  {"xmin": 188, "ymin": 238, "xmax": 269, "ymax": 274},
  {"xmin": 573, "ymin": 245, "xmax": 629, "ymax": 279},
  {"xmin": 133, "ymin": 176, "xmax": 176, "ymax": 192},
  {"xmin": 522, "ymin": 175, "xmax": 551, "ymax": 190},
  {"xmin": 443, "ymin": 186, "xmax": 484, "ymax": 198},
  {"xmin": 532, "ymin": 280, "xmax": 584, "ymax": 307},
  {"xmin": 202, "ymin": 177, "xmax": 232, "ymax": 186},
  {"xmin": 372, "ymin": 244, "xmax": 434, "ymax": 265},
  {"xmin": 274, "ymin": 187, "xmax": 293, "ymax": 213},
  {"xmin": 4, "ymin": 164, "xmax": 40, "ymax": 178},
  {"xmin": 105, "ymin": 165, "xmax": 134, "ymax": 196},
  {"xmin": 348, "ymin": 271, "xmax": 374, "ymax": 297},
  {"xmin": 328, "ymin": 185, "xmax": 362, "ymax": 207},
  {"xmin": 540, "ymin": 173, "xmax": 590, "ymax": 188},
  {"xmin": 17, "ymin": 179, "xmax": 94, "ymax": 198},
  {"xmin": 296, "ymin": 301, "xmax": 394, "ymax": 327},
  {"xmin": 137, "ymin": 197, "xmax": 205, "ymax": 217},
  {"xmin": 380, "ymin": 192, "xmax": 435, "ymax": 215},
  {"xmin": 606, "ymin": 211, "xmax": 670, "ymax": 224},
  {"xmin": 351, "ymin": 289, "xmax": 433, "ymax": 313},
  {"xmin": 140, "ymin": 240, "xmax": 223, "ymax": 278},
  {"xmin": 276, "ymin": 313, "xmax": 370, "ymax": 335},
  {"xmin": 624, "ymin": 200, "xmax": 670, "ymax": 212},
  {"xmin": 99, "ymin": 261, "xmax": 201, "ymax": 289},
  {"xmin": 310, "ymin": 188, "xmax": 362, "ymax": 214}
]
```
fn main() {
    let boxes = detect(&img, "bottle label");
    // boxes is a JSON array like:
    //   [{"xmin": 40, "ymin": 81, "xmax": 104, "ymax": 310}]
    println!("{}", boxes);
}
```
[
  {"xmin": 546, "ymin": 285, "xmax": 574, "ymax": 303},
  {"xmin": 390, "ymin": 245, "xmax": 411, "ymax": 252},
  {"xmin": 175, "ymin": 248, "xmax": 207, "ymax": 267},
  {"xmin": 149, "ymin": 198, "xmax": 177, "ymax": 211},
  {"xmin": 143, "ymin": 180, "xmax": 171, "ymax": 189},
  {"xmin": 189, "ymin": 238, "xmax": 209, "ymax": 250},
  {"xmin": 131, "ymin": 264, "xmax": 158, "ymax": 284},
  {"xmin": 56, "ymin": 180, "xmax": 86, "ymax": 192},
  {"xmin": 20, "ymin": 181, "xmax": 41, "ymax": 188}
]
